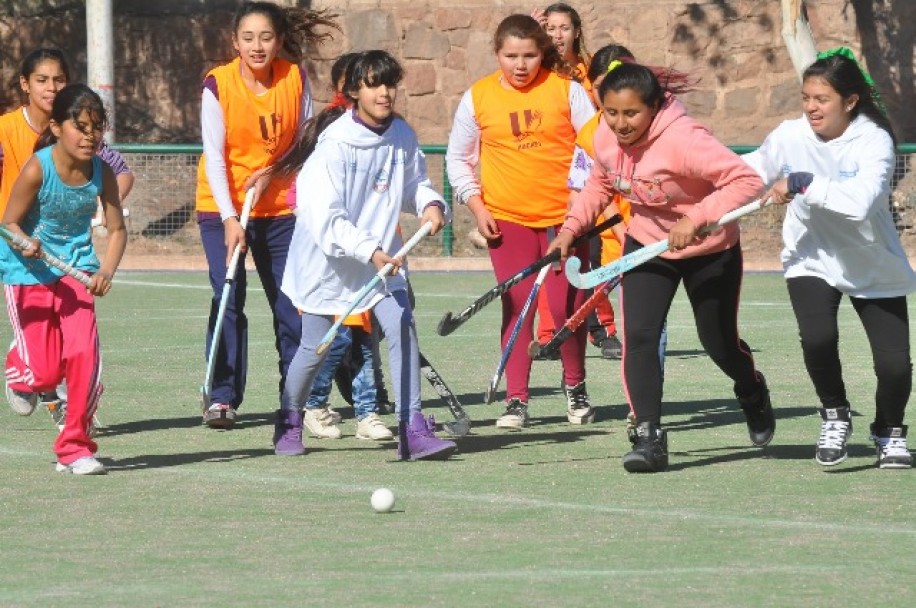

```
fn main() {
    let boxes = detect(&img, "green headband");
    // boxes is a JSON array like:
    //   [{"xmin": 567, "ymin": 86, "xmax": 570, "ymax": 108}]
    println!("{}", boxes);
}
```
[{"xmin": 815, "ymin": 46, "xmax": 886, "ymax": 116}]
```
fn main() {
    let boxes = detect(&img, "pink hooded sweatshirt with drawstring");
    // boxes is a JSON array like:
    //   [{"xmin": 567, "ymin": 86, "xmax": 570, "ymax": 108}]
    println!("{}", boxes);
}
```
[{"xmin": 561, "ymin": 94, "xmax": 763, "ymax": 258}]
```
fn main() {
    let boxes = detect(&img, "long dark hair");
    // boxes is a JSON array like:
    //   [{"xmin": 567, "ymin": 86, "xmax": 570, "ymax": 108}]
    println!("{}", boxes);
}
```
[
  {"xmin": 587, "ymin": 44, "xmax": 635, "ymax": 84},
  {"xmin": 494, "ymin": 14, "xmax": 573, "ymax": 80},
  {"xmin": 9, "ymin": 48, "xmax": 70, "ymax": 103},
  {"xmin": 34, "ymin": 83, "xmax": 107, "ymax": 151},
  {"xmin": 803, "ymin": 54, "xmax": 896, "ymax": 146},
  {"xmin": 544, "ymin": 3, "xmax": 589, "ymax": 66},
  {"xmin": 598, "ymin": 62, "xmax": 697, "ymax": 111},
  {"xmin": 272, "ymin": 50, "xmax": 404, "ymax": 178},
  {"xmin": 231, "ymin": 1, "xmax": 339, "ymax": 62}
]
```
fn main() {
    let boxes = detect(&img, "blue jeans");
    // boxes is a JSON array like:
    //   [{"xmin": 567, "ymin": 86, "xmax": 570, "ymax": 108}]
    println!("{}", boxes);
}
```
[{"xmin": 306, "ymin": 326, "xmax": 378, "ymax": 419}]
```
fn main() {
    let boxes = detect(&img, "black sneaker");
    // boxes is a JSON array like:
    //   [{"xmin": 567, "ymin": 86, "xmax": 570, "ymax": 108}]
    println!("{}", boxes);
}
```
[
  {"xmin": 815, "ymin": 407, "xmax": 852, "ymax": 466},
  {"xmin": 737, "ymin": 372, "xmax": 775, "ymax": 447},
  {"xmin": 600, "ymin": 335, "xmax": 622, "ymax": 359},
  {"xmin": 496, "ymin": 398, "xmax": 529, "ymax": 430},
  {"xmin": 871, "ymin": 424, "xmax": 912, "ymax": 469},
  {"xmin": 622, "ymin": 421, "xmax": 668, "ymax": 472}
]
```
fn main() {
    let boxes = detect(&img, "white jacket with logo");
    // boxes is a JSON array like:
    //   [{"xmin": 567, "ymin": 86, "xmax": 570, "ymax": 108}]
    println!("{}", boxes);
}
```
[
  {"xmin": 282, "ymin": 111, "xmax": 447, "ymax": 315},
  {"xmin": 743, "ymin": 115, "xmax": 916, "ymax": 298}
]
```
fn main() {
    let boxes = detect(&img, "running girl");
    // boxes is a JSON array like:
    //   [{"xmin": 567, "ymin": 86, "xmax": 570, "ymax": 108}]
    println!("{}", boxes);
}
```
[
  {"xmin": 1, "ymin": 84, "xmax": 126, "ymax": 475},
  {"xmin": 271, "ymin": 50, "xmax": 456, "ymax": 460},
  {"xmin": 0, "ymin": 48, "xmax": 133, "ymax": 427},
  {"xmin": 550, "ymin": 62, "xmax": 769, "ymax": 473},
  {"xmin": 196, "ymin": 1, "xmax": 337, "ymax": 429},
  {"xmin": 744, "ymin": 49, "xmax": 915, "ymax": 469},
  {"xmin": 446, "ymin": 14, "xmax": 595, "ymax": 430}
]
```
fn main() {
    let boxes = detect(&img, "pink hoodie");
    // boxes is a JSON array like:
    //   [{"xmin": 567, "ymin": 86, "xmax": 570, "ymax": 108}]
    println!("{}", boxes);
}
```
[{"xmin": 562, "ymin": 94, "xmax": 763, "ymax": 259}]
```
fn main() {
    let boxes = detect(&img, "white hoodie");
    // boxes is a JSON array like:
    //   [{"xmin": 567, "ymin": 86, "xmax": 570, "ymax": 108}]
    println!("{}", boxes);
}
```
[
  {"xmin": 743, "ymin": 115, "xmax": 916, "ymax": 298},
  {"xmin": 282, "ymin": 111, "xmax": 448, "ymax": 315}
]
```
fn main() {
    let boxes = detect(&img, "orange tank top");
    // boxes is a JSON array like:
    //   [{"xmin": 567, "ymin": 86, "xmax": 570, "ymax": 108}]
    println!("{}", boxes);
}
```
[
  {"xmin": 0, "ymin": 109, "xmax": 39, "ymax": 217},
  {"xmin": 196, "ymin": 57, "xmax": 303, "ymax": 217},
  {"xmin": 471, "ymin": 69, "xmax": 578, "ymax": 228}
]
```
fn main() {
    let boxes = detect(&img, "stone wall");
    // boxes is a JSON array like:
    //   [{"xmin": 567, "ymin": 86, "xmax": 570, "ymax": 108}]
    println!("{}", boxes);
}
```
[{"xmin": 4, "ymin": 0, "xmax": 913, "ymax": 145}]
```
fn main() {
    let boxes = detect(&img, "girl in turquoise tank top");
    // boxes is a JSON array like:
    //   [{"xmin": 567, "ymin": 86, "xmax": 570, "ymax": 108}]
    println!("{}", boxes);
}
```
[{"xmin": 0, "ymin": 84, "xmax": 126, "ymax": 475}]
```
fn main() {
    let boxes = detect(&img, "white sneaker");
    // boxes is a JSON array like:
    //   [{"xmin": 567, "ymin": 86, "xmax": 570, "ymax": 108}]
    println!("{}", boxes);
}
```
[
  {"xmin": 5, "ymin": 381, "xmax": 38, "ymax": 416},
  {"xmin": 355, "ymin": 413, "xmax": 394, "ymax": 441},
  {"xmin": 312, "ymin": 403, "xmax": 342, "ymax": 424},
  {"xmin": 496, "ymin": 399, "xmax": 529, "ymax": 430},
  {"xmin": 565, "ymin": 381, "xmax": 595, "ymax": 424},
  {"xmin": 56, "ymin": 456, "xmax": 107, "ymax": 475},
  {"xmin": 303, "ymin": 406, "xmax": 342, "ymax": 439}
]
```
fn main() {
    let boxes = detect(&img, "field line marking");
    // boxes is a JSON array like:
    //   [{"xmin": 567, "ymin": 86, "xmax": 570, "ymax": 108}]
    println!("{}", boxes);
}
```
[{"xmin": 3, "ymin": 451, "xmax": 913, "ymax": 539}]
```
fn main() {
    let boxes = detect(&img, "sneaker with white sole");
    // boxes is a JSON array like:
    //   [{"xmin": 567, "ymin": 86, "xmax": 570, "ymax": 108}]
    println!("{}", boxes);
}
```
[
  {"xmin": 872, "ymin": 424, "xmax": 912, "ymax": 469},
  {"xmin": 355, "ymin": 413, "xmax": 394, "ymax": 441},
  {"xmin": 6, "ymin": 381, "xmax": 38, "ymax": 416},
  {"xmin": 203, "ymin": 403, "xmax": 236, "ymax": 429},
  {"xmin": 565, "ymin": 381, "xmax": 595, "ymax": 424},
  {"xmin": 815, "ymin": 406, "xmax": 852, "ymax": 466},
  {"xmin": 55, "ymin": 456, "xmax": 107, "ymax": 475},
  {"xmin": 303, "ymin": 406, "xmax": 342, "ymax": 439},
  {"xmin": 496, "ymin": 398, "xmax": 529, "ymax": 430}
]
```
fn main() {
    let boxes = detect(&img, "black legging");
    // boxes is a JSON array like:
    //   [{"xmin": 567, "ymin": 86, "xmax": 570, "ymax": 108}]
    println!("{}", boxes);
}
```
[
  {"xmin": 620, "ymin": 237, "xmax": 759, "ymax": 424},
  {"xmin": 786, "ymin": 276, "xmax": 911, "ymax": 427}
]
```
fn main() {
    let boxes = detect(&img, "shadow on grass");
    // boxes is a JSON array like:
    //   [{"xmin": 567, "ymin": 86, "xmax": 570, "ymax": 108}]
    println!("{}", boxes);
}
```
[
  {"xmin": 452, "ymin": 418, "xmax": 608, "ymax": 456},
  {"xmin": 656, "ymin": 399, "xmax": 811, "ymax": 432},
  {"xmin": 666, "ymin": 442, "xmax": 877, "ymax": 472},
  {"xmin": 99, "ymin": 448, "xmax": 277, "ymax": 472},
  {"xmin": 98, "ymin": 412, "xmax": 274, "ymax": 437}
]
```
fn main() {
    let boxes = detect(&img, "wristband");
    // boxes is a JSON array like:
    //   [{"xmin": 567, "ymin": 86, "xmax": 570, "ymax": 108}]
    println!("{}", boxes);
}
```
[{"xmin": 787, "ymin": 172, "xmax": 814, "ymax": 195}]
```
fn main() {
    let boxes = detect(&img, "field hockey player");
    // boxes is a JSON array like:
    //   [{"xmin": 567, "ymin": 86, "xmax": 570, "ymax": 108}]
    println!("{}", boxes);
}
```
[
  {"xmin": 196, "ymin": 1, "xmax": 338, "ymax": 429},
  {"xmin": 446, "ymin": 14, "xmax": 595, "ymax": 430},
  {"xmin": 0, "ymin": 84, "xmax": 126, "ymax": 475},
  {"xmin": 550, "ymin": 60, "xmax": 771, "ymax": 473},
  {"xmin": 270, "ymin": 50, "xmax": 456, "ymax": 460},
  {"xmin": 743, "ymin": 48, "xmax": 915, "ymax": 469}
]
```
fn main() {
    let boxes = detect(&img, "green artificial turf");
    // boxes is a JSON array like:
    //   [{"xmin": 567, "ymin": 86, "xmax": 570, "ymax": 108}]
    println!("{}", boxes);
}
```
[{"xmin": 0, "ymin": 271, "xmax": 913, "ymax": 607}]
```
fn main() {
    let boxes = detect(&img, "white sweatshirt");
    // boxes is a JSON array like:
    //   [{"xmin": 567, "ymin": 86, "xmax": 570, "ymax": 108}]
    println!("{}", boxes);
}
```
[
  {"xmin": 743, "ymin": 115, "xmax": 916, "ymax": 298},
  {"xmin": 282, "ymin": 111, "xmax": 448, "ymax": 315}
]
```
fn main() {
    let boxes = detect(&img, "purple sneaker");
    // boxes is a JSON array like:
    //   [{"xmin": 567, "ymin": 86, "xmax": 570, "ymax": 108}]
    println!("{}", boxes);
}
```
[
  {"xmin": 396, "ymin": 412, "xmax": 457, "ymax": 461},
  {"xmin": 273, "ymin": 409, "xmax": 305, "ymax": 456}
]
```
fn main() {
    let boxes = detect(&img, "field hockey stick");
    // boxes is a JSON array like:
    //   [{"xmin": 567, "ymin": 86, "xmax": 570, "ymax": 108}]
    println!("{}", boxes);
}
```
[
  {"xmin": 90, "ymin": 207, "xmax": 130, "ymax": 228},
  {"xmin": 316, "ymin": 222, "xmax": 433, "ymax": 355},
  {"xmin": 0, "ymin": 225, "xmax": 92, "ymax": 287},
  {"xmin": 436, "ymin": 214, "xmax": 621, "ymax": 336},
  {"xmin": 528, "ymin": 274, "xmax": 622, "ymax": 360},
  {"xmin": 200, "ymin": 187, "xmax": 256, "ymax": 407},
  {"xmin": 565, "ymin": 199, "xmax": 770, "ymax": 289},
  {"xmin": 484, "ymin": 264, "xmax": 550, "ymax": 404},
  {"xmin": 419, "ymin": 352, "xmax": 471, "ymax": 437}
]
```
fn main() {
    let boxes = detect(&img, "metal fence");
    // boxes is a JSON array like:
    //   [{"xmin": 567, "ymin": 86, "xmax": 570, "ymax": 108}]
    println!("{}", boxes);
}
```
[{"xmin": 114, "ymin": 143, "xmax": 916, "ymax": 259}]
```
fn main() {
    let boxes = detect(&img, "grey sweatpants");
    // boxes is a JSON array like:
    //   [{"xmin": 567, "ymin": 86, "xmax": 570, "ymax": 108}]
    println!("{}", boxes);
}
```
[{"xmin": 283, "ymin": 290, "xmax": 420, "ymax": 422}]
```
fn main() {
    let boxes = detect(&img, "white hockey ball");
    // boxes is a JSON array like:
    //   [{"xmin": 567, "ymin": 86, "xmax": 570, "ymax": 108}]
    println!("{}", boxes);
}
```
[{"xmin": 371, "ymin": 488, "xmax": 395, "ymax": 513}]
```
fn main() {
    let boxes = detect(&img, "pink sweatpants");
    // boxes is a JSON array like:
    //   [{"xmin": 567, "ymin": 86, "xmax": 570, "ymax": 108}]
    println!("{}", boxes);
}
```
[
  {"xmin": 4, "ymin": 276, "xmax": 103, "ymax": 464},
  {"xmin": 488, "ymin": 219, "xmax": 589, "ymax": 403}
]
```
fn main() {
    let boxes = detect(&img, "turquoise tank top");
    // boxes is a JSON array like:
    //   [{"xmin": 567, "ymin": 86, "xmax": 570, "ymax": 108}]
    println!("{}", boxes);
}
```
[{"xmin": 0, "ymin": 145, "xmax": 102, "ymax": 285}]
